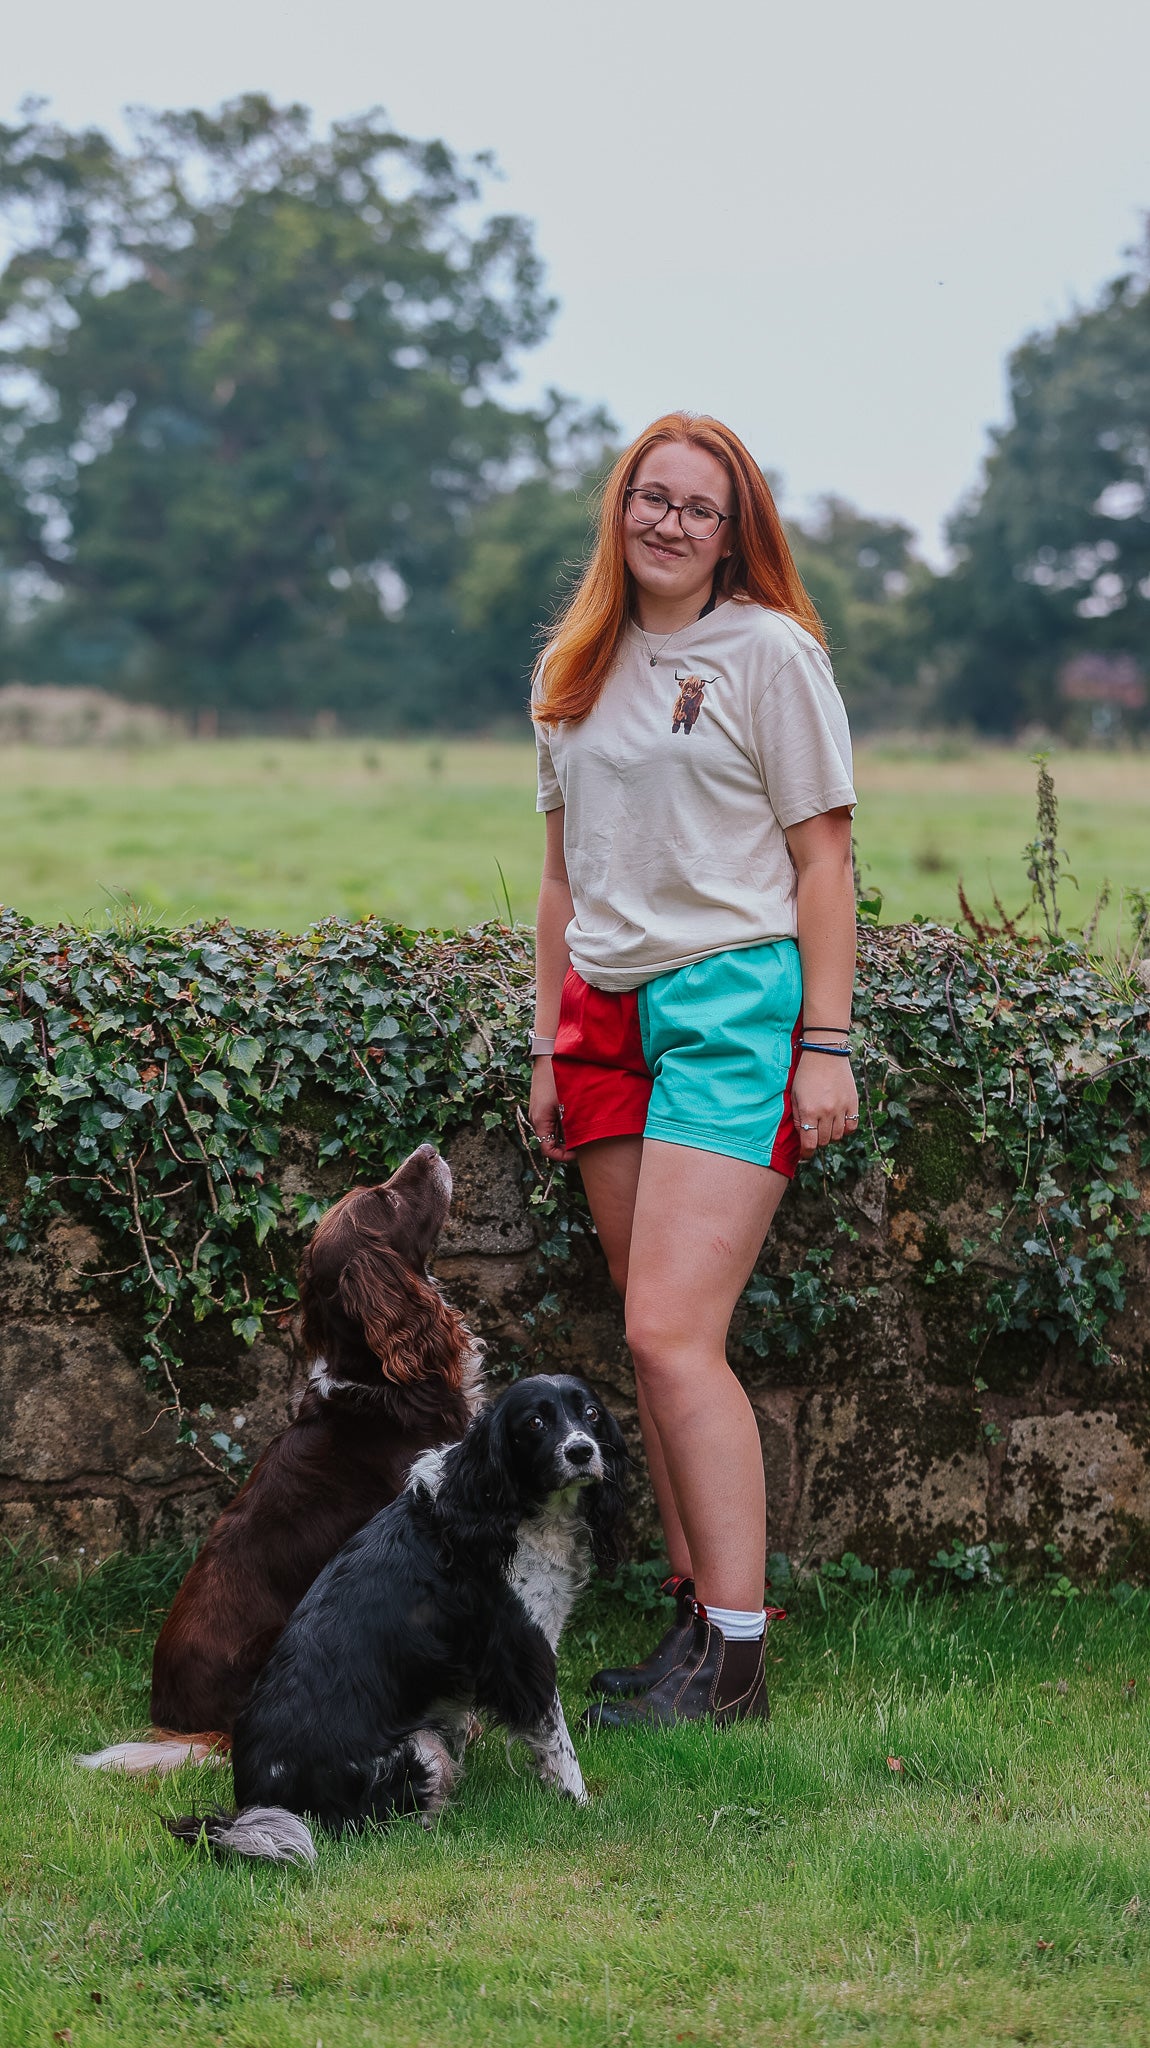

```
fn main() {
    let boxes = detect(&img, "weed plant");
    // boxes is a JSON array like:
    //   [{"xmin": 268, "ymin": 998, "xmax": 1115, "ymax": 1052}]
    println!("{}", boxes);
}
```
[{"xmin": 2, "ymin": 1546, "xmax": 1148, "ymax": 2047}]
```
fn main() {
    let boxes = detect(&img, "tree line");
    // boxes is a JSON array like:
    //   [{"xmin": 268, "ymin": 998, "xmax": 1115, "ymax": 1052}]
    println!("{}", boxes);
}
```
[{"xmin": 0, "ymin": 98, "xmax": 1146, "ymax": 736}]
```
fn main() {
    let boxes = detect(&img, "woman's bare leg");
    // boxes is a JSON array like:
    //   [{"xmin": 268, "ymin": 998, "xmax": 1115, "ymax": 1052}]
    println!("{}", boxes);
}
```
[
  {"xmin": 622, "ymin": 1141, "xmax": 788, "ymax": 1612},
  {"xmin": 632, "ymin": 1380, "xmax": 692, "ymax": 1580},
  {"xmin": 575, "ymin": 1137, "xmax": 692, "ymax": 1577}
]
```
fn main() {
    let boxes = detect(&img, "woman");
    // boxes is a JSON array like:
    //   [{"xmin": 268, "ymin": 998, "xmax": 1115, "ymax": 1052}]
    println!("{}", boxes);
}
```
[{"xmin": 529, "ymin": 413, "xmax": 858, "ymax": 1728}]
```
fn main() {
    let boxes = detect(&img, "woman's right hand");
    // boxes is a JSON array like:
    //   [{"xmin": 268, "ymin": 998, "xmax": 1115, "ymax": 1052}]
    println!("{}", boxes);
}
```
[{"xmin": 529, "ymin": 1057, "xmax": 573, "ymax": 1162}]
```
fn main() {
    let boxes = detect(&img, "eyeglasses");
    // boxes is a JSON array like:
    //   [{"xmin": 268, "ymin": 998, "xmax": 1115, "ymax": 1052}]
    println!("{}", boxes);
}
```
[{"xmin": 625, "ymin": 488, "xmax": 733, "ymax": 542}]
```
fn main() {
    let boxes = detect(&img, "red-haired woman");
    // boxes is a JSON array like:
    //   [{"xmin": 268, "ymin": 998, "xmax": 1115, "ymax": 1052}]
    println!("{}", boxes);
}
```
[{"xmin": 529, "ymin": 414, "xmax": 858, "ymax": 1728}]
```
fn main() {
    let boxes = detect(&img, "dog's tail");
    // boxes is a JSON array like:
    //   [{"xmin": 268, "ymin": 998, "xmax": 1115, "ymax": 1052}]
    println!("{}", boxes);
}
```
[
  {"xmin": 163, "ymin": 1806, "xmax": 317, "ymax": 1866},
  {"xmin": 161, "ymin": 1732, "xmax": 458, "ymax": 1864},
  {"xmin": 76, "ymin": 1729, "xmax": 231, "ymax": 1776}
]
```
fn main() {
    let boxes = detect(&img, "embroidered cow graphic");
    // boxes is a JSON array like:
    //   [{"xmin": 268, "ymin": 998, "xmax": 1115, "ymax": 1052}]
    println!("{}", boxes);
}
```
[{"xmin": 671, "ymin": 670, "xmax": 715, "ymax": 735}]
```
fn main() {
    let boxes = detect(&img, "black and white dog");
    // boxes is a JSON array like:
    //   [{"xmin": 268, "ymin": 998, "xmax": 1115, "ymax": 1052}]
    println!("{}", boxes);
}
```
[{"xmin": 166, "ymin": 1376, "xmax": 627, "ymax": 1864}]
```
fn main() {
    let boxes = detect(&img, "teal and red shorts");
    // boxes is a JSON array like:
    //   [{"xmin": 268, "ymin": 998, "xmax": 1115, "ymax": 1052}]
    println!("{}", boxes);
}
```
[{"xmin": 552, "ymin": 939, "xmax": 803, "ymax": 1176}]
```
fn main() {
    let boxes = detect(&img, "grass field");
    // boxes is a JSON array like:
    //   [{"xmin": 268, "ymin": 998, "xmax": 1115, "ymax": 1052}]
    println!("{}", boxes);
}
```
[
  {"xmin": 3, "ymin": 1549, "xmax": 1148, "ymax": 2048},
  {"xmin": 2, "ymin": 737, "xmax": 1148, "ymax": 943}
]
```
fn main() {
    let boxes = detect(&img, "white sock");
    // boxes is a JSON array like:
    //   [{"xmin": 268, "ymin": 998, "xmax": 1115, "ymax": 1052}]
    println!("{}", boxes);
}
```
[{"xmin": 701, "ymin": 1603, "xmax": 765, "ymax": 1642}]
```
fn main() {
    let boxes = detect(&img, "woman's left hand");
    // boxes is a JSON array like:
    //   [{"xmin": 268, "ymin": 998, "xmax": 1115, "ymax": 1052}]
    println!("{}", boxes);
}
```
[{"xmin": 791, "ymin": 1051, "xmax": 859, "ymax": 1159}]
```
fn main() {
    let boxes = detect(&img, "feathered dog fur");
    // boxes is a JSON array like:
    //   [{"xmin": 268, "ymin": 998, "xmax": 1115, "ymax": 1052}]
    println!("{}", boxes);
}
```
[
  {"xmin": 166, "ymin": 1375, "xmax": 628, "ymax": 1863},
  {"xmin": 79, "ymin": 1144, "xmax": 483, "ymax": 1775}
]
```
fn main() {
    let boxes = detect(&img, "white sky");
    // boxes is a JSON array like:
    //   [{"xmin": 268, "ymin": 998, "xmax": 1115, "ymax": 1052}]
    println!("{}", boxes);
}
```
[{"xmin": 5, "ymin": 0, "xmax": 1148, "ymax": 559}]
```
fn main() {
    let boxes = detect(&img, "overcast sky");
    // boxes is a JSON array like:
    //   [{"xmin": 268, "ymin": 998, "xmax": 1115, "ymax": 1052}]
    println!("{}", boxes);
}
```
[{"xmin": 6, "ymin": 0, "xmax": 1147, "ymax": 558}]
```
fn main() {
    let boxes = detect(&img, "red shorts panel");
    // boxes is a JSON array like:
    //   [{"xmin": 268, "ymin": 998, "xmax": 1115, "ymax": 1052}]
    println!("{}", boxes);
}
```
[
  {"xmin": 551, "ymin": 968, "xmax": 652, "ymax": 1149},
  {"xmin": 767, "ymin": 1027, "xmax": 803, "ymax": 1178}
]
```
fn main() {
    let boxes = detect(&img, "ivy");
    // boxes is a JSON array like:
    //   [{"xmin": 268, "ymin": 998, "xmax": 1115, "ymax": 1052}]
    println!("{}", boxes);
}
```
[
  {"xmin": 0, "ymin": 909, "xmax": 1147, "ymax": 1485},
  {"xmin": 741, "ymin": 922, "xmax": 1149, "ymax": 1370},
  {"xmin": 742, "ymin": 1245, "xmax": 874, "ymax": 1358},
  {"xmin": 0, "ymin": 910, "xmax": 532, "ymax": 1473}
]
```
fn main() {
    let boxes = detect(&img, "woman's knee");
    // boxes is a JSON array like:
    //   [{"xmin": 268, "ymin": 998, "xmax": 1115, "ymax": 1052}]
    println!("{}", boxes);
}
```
[{"xmin": 625, "ymin": 1307, "xmax": 708, "ymax": 1384}]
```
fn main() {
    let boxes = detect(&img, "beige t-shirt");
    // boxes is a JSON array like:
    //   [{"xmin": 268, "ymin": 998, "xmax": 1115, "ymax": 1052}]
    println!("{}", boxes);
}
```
[{"xmin": 535, "ymin": 599, "xmax": 856, "ymax": 992}]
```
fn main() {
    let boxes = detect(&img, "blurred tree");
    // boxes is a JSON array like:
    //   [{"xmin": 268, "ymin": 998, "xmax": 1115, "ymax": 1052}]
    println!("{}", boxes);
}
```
[
  {"xmin": 0, "ymin": 97, "xmax": 610, "ymax": 721},
  {"xmin": 788, "ymin": 496, "xmax": 936, "ymax": 728},
  {"xmin": 447, "ymin": 461, "xmax": 608, "ymax": 725},
  {"xmin": 935, "ymin": 224, "xmax": 1150, "ymax": 734}
]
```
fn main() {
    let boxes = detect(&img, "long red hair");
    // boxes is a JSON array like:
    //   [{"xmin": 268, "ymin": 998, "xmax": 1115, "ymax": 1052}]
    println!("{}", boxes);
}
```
[{"xmin": 533, "ymin": 412, "xmax": 824, "ymax": 726}]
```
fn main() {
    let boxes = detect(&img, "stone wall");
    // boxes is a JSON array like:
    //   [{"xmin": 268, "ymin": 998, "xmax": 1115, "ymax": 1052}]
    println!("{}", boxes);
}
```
[{"xmin": 3, "ymin": 1105, "xmax": 1148, "ymax": 1579}]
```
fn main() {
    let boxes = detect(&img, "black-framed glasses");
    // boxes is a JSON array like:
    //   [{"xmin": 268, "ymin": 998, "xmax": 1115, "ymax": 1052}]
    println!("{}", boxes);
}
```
[{"xmin": 625, "ymin": 488, "xmax": 733, "ymax": 541}]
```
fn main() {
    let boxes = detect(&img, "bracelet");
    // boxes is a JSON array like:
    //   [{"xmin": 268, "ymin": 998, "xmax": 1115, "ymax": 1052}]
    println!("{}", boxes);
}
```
[
  {"xmin": 528, "ymin": 1033, "xmax": 556, "ymax": 1059},
  {"xmin": 798, "ymin": 1041, "xmax": 853, "ymax": 1057},
  {"xmin": 804, "ymin": 1025, "xmax": 852, "ymax": 1034}
]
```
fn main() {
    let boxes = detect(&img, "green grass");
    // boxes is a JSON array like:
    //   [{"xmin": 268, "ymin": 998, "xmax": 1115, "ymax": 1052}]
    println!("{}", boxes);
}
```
[
  {"xmin": 0, "ymin": 739, "xmax": 538, "ymax": 934},
  {"xmin": 3, "ymin": 1548, "xmax": 1148, "ymax": 2046},
  {"xmin": 2, "ymin": 737, "xmax": 1148, "ymax": 944}
]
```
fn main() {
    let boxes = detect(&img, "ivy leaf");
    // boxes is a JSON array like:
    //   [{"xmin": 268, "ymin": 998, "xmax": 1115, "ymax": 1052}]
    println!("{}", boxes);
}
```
[
  {"xmin": 0, "ymin": 1018, "xmax": 33, "ymax": 1053},
  {"xmin": 250, "ymin": 1193, "xmax": 280, "ymax": 1246},
  {"xmin": 0, "ymin": 1071, "xmax": 27, "ymax": 1115},
  {"xmin": 229, "ymin": 1036, "xmax": 265, "ymax": 1074},
  {"xmin": 231, "ymin": 1313, "xmax": 263, "ymax": 1346},
  {"xmin": 195, "ymin": 1070, "xmax": 231, "ymax": 1109}
]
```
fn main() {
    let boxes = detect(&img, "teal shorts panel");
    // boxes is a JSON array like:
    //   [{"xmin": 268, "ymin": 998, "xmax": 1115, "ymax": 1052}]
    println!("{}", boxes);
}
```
[{"xmin": 636, "ymin": 940, "xmax": 803, "ymax": 1173}]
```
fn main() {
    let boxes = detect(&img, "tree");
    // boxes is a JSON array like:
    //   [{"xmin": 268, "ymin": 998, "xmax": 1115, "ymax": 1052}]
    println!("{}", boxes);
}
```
[
  {"xmin": 0, "ymin": 98, "xmax": 608, "ymax": 721},
  {"xmin": 446, "ymin": 453, "xmax": 611, "ymax": 726},
  {"xmin": 936, "ymin": 226, "xmax": 1150, "ymax": 733},
  {"xmin": 787, "ymin": 496, "xmax": 935, "ymax": 728}
]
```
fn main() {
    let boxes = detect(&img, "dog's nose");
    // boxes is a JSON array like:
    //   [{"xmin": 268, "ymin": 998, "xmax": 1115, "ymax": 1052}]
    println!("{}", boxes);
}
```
[{"xmin": 565, "ymin": 1441, "xmax": 594, "ymax": 1467}]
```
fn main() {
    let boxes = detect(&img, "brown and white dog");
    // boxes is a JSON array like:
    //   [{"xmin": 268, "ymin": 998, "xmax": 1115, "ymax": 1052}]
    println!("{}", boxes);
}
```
[{"xmin": 79, "ymin": 1143, "xmax": 483, "ymax": 1775}]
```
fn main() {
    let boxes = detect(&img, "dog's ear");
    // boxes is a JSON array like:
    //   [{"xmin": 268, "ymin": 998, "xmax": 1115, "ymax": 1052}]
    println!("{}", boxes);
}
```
[
  {"xmin": 296, "ymin": 1232, "xmax": 328, "ymax": 1359},
  {"xmin": 585, "ymin": 1410, "xmax": 630, "ymax": 1575},
  {"xmin": 339, "ymin": 1247, "xmax": 466, "ymax": 1386},
  {"xmin": 435, "ymin": 1401, "xmax": 522, "ymax": 1569}
]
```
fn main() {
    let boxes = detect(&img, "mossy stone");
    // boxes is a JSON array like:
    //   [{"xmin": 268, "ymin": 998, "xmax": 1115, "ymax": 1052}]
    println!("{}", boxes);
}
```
[{"xmin": 895, "ymin": 1104, "xmax": 977, "ymax": 1207}]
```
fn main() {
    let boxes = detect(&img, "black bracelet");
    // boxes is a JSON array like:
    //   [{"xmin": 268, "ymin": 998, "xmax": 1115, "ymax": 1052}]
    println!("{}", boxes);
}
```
[{"xmin": 798, "ymin": 1041, "xmax": 853, "ymax": 1057}]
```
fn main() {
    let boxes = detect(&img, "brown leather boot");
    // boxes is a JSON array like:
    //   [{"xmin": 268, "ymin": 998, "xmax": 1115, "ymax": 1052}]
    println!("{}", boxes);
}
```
[
  {"xmin": 586, "ymin": 1576, "xmax": 696, "ymax": 1701},
  {"xmin": 582, "ymin": 1607, "xmax": 770, "ymax": 1730}
]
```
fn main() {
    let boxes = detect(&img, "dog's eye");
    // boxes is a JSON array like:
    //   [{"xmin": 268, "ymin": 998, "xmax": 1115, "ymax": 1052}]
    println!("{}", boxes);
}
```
[
  {"xmin": 528, "ymin": 1415, "xmax": 545, "ymax": 1431},
  {"xmin": 585, "ymin": 1406, "xmax": 599, "ymax": 1423}
]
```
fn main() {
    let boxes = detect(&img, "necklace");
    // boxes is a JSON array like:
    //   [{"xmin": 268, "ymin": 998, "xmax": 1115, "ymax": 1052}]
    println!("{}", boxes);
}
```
[
  {"xmin": 635, "ymin": 588, "xmax": 718, "ymax": 666},
  {"xmin": 637, "ymin": 623, "xmax": 683, "ymax": 667}
]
